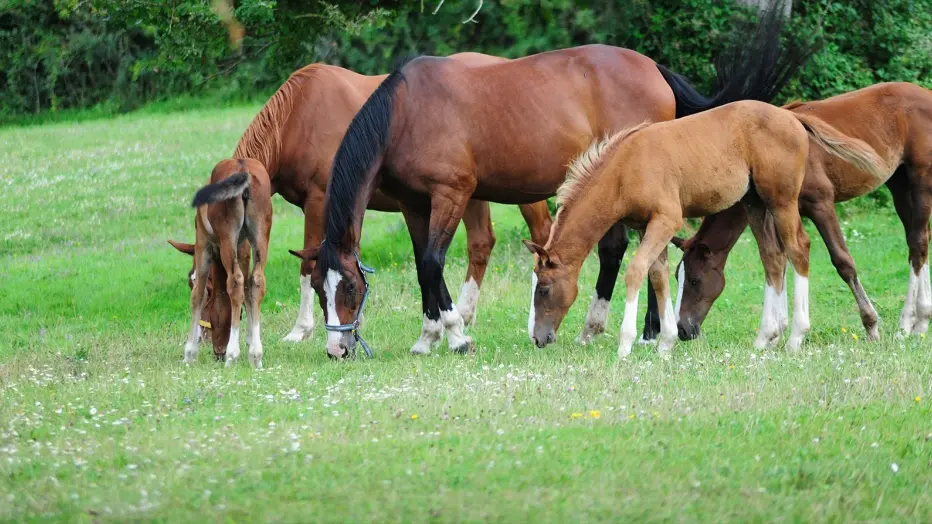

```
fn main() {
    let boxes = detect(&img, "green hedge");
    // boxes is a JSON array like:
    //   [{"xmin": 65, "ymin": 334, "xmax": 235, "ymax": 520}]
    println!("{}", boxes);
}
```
[{"xmin": 1, "ymin": 0, "xmax": 929, "ymax": 120}]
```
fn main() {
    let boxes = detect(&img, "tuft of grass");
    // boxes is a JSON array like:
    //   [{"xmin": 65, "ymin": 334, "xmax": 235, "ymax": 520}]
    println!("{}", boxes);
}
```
[{"xmin": 1, "ymin": 105, "xmax": 931, "ymax": 521}]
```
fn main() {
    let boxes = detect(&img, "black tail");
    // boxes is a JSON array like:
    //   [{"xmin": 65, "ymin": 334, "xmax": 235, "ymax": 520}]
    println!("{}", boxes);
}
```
[
  {"xmin": 191, "ymin": 172, "xmax": 249, "ymax": 208},
  {"xmin": 657, "ymin": 0, "xmax": 819, "ymax": 118}
]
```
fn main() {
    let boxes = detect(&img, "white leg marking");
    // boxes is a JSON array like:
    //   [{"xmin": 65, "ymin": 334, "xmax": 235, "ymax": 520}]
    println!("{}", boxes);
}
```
[
  {"xmin": 787, "ymin": 272, "xmax": 810, "ymax": 351},
  {"xmin": 656, "ymin": 291, "xmax": 677, "ymax": 360},
  {"xmin": 618, "ymin": 295, "xmax": 640, "ymax": 360},
  {"xmin": 777, "ymin": 270, "xmax": 789, "ymax": 334},
  {"xmin": 283, "ymin": 275, "xmax": 316, "ymax": 342},
  {"xmin": 674, "ymin": 262, "xmax": 685, "ymax": 323},
  {"xmin": 914, "ymin": 262, "xmax": 931, "ymax": 334},
  {"xmin": 528, "ymin": 271, "xmax": 538, "ymax": 342},
  {"xmin": 323, "ymin": 269, "xmax": 345, "ymax": 356},
  {"xmin": 754, "ymin": 283, "xmax": 782, "ymax": 349},
  {"xmin": 899, "ymin": 265, "xmax": 920, "ymax": 337},
  {"xmin": 224, "ymin": 326, "xmax": 241, "ymax": 367},
  {"xmin": 248, "ymin": 321, "xmax": 263, "ymax": 370},
  {"xmin": 441, "ymin": 308, "xmax": 473, "ymax": 353},
  {"xmin": 410, "ymin": 314, "xmax": 444, "ymax": 355},
  {"xmin": 456, "ymin": 277, "xmax": 481, "ymax": 326},
  {"xmin": 578, "ymin": 296, "xmax": 610, "ymax": 344}
]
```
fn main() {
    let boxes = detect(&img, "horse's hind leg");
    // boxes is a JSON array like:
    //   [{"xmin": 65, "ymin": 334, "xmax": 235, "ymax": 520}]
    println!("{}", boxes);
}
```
[
  {"xmin": 184, "ymin": 248, "xmax": 213, "ymax": 363},
  {"xmin": 768, "ymin": 202, "xmax": 812, "ymax": 351},
  {"xmin": 458, "ymin": 200, "xmax": 496, "ymax": 326},
  {"xmin": 803, "ymin": 197, "xmax": 879, "ymax": 340},
  {"xmin": 903, "ymin": 165, "xmax": 932, "ymax": 334},
  {"xmin": 220, "ymin": 240, "xmax": 246, "ymax": 366},
  {"xmin": 744, "ymin": 203, "xmax": 789, "ymax": 349},
  {"xmin": 618, "ymin": 215, "xmax": 681, "ymax": 360},
  {"xmin": 520, "ymin": 202, "xmax": 554, "ymax": 340},
  {"xmin": 284, "ymin": 194, "xmax": 323, "ymax": 342},
  {"xmin": 245, "ymin": 234, "xmax": 268, "ymax": 369},
  {"xmin": 579, "ymin": 222, "xmax": 628, "ymax": 344}
]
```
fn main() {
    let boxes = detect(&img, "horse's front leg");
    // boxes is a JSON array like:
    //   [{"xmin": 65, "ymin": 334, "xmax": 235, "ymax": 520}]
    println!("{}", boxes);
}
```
[
  {"xmin": 424, "ymin": 189, "xmax": 475, "ymax": 354},
  {"xmin": 284, "ymin": 192, "xmax": 324, "ymax": 342},
  {"xmin": 401, "ymin": 204, "xmax": 444, "ymax": 355},
  {"xmin": 579, "ymin": 222, "xmax": 628, "ymax": 344},
  {"xmin": 458, "ymin": 199, "xmax": 495, "ymax": 326},
  {"xmin": 744, "ymin": 203, "xmax": 789, "ymax": 349}
]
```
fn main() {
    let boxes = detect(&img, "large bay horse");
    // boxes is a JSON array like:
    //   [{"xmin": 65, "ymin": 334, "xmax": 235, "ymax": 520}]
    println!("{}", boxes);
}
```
[
  {"xmin": 183, "ymin": 159, "xmax": 272, "ymax": 368},
  {"xmin": 289, "ymin": 3, "xmax": 817, "ymax": 358},
  {"xmin": 669, "ymin": 82, "xmax": 932, "ymax": 342},
  {"xmin": 168, "ymin": 54, "xmax": 559, "ymax": 354},
  {"xmin": 526, "ymin": 101, "xmax": 887, "ymax": 359}
]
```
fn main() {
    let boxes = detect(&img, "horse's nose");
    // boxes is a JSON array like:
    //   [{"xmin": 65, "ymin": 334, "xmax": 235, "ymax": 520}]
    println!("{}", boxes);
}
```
[
  {"xmin": 678, "ymin": 319, "xmax": 700, "ymax": 341},
  {"xmin": 534, "ymin": 331, "xmax": 555, "ymax": 348}
]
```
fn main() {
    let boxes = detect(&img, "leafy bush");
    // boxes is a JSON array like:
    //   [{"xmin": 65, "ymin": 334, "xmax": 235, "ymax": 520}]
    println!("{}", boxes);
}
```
[{"xmin": 1, "ymin": 0, "xmax": 929, "ymax": 120}]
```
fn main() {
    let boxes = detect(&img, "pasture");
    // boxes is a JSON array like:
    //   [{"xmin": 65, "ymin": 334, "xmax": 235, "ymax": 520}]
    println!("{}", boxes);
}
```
[{"xmin": 2, "ymin": 106, "xmax": 931, "ymax": 521}]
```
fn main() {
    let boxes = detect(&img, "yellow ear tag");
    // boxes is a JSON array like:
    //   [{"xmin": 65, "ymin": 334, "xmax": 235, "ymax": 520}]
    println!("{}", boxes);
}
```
[{"xmin": 198, "ymin": 320, "xmax": 212, "ymax": 329}]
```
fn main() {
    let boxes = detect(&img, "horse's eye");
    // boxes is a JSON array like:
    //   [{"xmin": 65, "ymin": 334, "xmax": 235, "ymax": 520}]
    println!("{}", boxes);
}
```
[
  {"xmin": 538, "ymin": 286, "xmax": 551, "ymax": 297},
  {"xmin": 690, "ymin": 278, "xmax": 701, "ymax": 286}
]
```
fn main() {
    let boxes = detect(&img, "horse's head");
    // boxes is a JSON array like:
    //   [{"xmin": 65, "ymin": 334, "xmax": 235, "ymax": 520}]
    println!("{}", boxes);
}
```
[
  {"xmin": 289, "ymin": 241, "xmax": 369, "ymax": 359},
  {"xmin": 167, "ymin": 239, "xmax": 230, "ymax": 357},
  {"xmin": 524, "ymin": 240, "xmax": 577, "ymax": 348},
  {"xmin": 671, "ymin": 236, "xmax": 726, "ymax": 340}
]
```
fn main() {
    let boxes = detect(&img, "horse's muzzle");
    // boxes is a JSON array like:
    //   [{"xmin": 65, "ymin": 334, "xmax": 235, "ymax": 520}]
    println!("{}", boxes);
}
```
[
  {"xmin": 677, "ymin": 319, "xmax": 700, "ymax": 341},
  {"xmin": 533, "ymin": 331, "xmax": 556, "ymax": 348}
]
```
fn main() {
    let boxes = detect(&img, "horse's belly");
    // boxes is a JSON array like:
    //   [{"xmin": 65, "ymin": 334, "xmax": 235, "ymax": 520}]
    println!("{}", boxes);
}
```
[{"xmin": 681, "ymin": 174, "xmax": 749, "ymax": 218}]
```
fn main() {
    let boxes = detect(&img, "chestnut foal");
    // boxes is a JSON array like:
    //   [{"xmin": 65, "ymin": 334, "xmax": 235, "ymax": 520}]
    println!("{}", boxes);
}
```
[
  {"xmin": 182, "ymin": 158, "xmax": 272, "ymax": 368},
  {"xmin": 526, "ymin": 101, "xmax": 887, "ymax": 359},
  {"xmin": 672, "ymin": 82, "xmax": 932, "ymax": 342}
]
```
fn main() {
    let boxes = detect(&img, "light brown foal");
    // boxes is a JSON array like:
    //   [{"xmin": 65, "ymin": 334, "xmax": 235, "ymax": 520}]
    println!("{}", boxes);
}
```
[
  {"xmin": 526, "ymin": 100, "xmax": 887, "ymax": 359},
  {"xmin": 183, "ymin": 158, "xmax": 272, "ymax": 369}
]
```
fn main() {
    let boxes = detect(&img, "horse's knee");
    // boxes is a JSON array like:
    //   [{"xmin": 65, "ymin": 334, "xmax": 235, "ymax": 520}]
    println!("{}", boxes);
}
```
[{"xmin": 467, "ymin": 234, "xmax": 495, "ymax": 268}]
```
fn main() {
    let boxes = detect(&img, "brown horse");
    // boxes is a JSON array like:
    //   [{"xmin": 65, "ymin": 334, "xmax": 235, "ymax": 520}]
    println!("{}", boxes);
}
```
[
  {"xmin": 168, "ymin": 55, "xmax": 557, "ymax": 354},
  {"xmin": 526, "ymin": 100, "xmax": 888, "ymax": 359},
  {"xmin": 289, "ymin": 2, "xmax": 817, "ymax": 358},
  {"xmin": 182, "ymin": 159, "xmax": 272, "ymax": 368},
  {"xmin": 670, "ymin": 82, "xmax": 932, "ymax": 342}
]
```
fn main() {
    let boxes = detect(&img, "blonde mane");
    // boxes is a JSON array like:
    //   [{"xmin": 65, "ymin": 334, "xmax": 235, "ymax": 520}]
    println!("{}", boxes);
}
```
[
  {"xmin": 555, "ymin": 121, "xmax": 652, "ymax": 209},
  {"xmin": 233, "ymin": 65, "xmax": 323, "ymax": 166}
]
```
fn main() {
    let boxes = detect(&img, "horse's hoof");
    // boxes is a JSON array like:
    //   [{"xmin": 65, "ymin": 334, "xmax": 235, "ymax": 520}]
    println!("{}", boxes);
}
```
[
  {"xmin": 865, "ymin": 324, "xmax": 880, "ymax": 342},
  {"xmin": 410, "ymin": 344, "xmax": 432, "ymax": 356},
  {"xmin": 452, "ymin": 340, "xmax": 475, "ymax": 355},
  {"xmin": 282, "ymin": 329, "xmax": 311, "ymax": 343}
]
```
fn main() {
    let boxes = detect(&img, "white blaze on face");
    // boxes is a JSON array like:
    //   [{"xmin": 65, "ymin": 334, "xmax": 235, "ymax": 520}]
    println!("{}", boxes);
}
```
[
  {"xmin": 324, "ymin": 269, "xmax": 344, "ymax": 350},
  {"xmin": 674, "ymin": 261, "xmax": 685, "ymax": 321},
  {"xmin": 528, "ymin": 271, "xmax": 538, "ymax": 340}
]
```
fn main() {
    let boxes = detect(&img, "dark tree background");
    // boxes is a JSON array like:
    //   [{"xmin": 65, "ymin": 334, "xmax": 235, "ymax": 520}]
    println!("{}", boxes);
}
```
[{"xmin": 1, "ymin": 0, "xmax": 929, "ymax": 120}]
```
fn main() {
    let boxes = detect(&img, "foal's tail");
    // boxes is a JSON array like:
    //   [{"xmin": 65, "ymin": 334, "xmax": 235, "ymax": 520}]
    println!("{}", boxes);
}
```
[
  {"xmin": 657, "ymin": 0, "xmax": 818, "ymax": 118},
  {"xmin": 191, "ymin": 172, "xmax": 249, "ymax": 208},
  {"xmin": 794, "ymin": 113, "xmax": 889, "ymax": 179}
]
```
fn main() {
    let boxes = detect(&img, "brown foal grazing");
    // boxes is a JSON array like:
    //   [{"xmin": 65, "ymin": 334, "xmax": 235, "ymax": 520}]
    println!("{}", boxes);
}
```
[
  {"xmin": 526, "ymin": 100, "xmax": 888, "ymax": 359},
  {"xmin": 670, "ymin": 82, "xmax": 932, "ymax": 342},
  {"xmin": 168, "ymin": 55, "xmax": 555, "ymax": 356},
  {"xmin": 183, "ymin": 158, "xmax": 272, "ymax": 368},
  {"xmin": 292, "ymin": 1, "xmax": 818, "ymax": 358}
]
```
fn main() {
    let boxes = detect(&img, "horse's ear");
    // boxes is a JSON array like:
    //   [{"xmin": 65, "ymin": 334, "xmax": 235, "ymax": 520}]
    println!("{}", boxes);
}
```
[
  {"xmin": 168, "ymin": 239, "xmax": 195, "ymax": 256},
  {"xmin": 523, "ymin": 240, "xmax": 550, "ymax": 260},
  {"xmin": 288, "ymin": 246, "xmax": 320, "ymax": 261}
]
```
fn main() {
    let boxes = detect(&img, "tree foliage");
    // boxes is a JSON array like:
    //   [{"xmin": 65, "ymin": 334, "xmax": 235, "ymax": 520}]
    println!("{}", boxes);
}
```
[{"xmin": 1, "ymin": 0, "xmax": 929, "ymax": 119}]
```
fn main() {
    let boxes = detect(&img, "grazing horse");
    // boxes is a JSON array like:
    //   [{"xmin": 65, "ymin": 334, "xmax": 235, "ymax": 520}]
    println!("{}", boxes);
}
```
[
  {"xmin": 669, "ymin": 82, "xmax": 932, "ymax": 341},
  {"xmin": 168, "ymin": 55, "xmax": 556, "ymax": 355},
  {"xmin": 289, "ymin": 2, "xmax": 817, "ymax": 358},
  {"xmin": 526, "ymin": 100, "xmax": 888, "ymax": 359},
  {"xmin": 182, "ymin": 159, "xmax": 272, "ymax": 368}
]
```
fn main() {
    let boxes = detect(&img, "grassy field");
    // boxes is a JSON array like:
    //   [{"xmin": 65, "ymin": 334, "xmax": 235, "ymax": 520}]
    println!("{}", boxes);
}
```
[{"xmin": 2, "ymin": 106, "xmax": 932, "ymax": 522}]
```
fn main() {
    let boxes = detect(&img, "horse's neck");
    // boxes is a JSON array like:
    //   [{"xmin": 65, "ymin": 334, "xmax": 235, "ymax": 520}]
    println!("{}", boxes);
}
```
[
  {"xmin": 548, "ymin": 192, "xmax": 623, "ymax": 270},
  {"xmin": 694, "ymin": 204, "xmax": 748, "ymax": 252}
]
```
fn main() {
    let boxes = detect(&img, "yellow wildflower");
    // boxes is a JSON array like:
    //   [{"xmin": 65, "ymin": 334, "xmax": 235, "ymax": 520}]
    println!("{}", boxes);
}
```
[
  {"xmin": 570, "ymin": 412, "xmax": 583, "ymax": 419},
  {"xmin": 410, "ymin": 414, "xmax": 418, "ymax": 420},
  {"xmin": 916, "ymin": 396, "xmax": 922, "ymax": 403},
  {"xmin": 628, "ymin": 413, "xmax": 635, "ymax": 420},
  {"xmin": 841, "ymin": 327, "xmax": 848, "ymax": 333},
  {"xmin": 589, "ymin": 410, "xmax": 601, "ymax": 419}
]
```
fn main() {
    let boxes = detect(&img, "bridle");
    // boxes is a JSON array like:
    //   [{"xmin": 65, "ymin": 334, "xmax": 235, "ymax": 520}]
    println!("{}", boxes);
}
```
[{"xmin": 324, "ymin": 250, "xmax": 376, "ymax": 358}]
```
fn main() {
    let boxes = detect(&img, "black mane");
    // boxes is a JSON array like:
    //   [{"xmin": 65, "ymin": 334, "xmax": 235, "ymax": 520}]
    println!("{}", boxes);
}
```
[{"xmin": 319, "ymin": 55, "xmax": 420, "ymax": 274}]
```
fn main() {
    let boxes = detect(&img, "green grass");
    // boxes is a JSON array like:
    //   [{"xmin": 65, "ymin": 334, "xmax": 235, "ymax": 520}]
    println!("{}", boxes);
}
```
[{"xmin": 2, "ymin": 106, "xmax": 932, "ymax": 522}]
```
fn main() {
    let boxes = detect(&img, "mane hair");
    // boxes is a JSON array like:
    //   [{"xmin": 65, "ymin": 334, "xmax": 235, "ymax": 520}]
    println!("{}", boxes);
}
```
[
  {"xmin": 233, "ymin": 66, "xmax": 323, "ymax": 166},
  {"xmin": 319, "ymin": 55, "xmax": 420, "ymax": 275},
  {"xmin": 555, "ymin": 121, "xmax": 652, "ymax": 210},
  {"xmin": 782, "ymin": 100, "xmax": 806, "ymax": 110}
]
